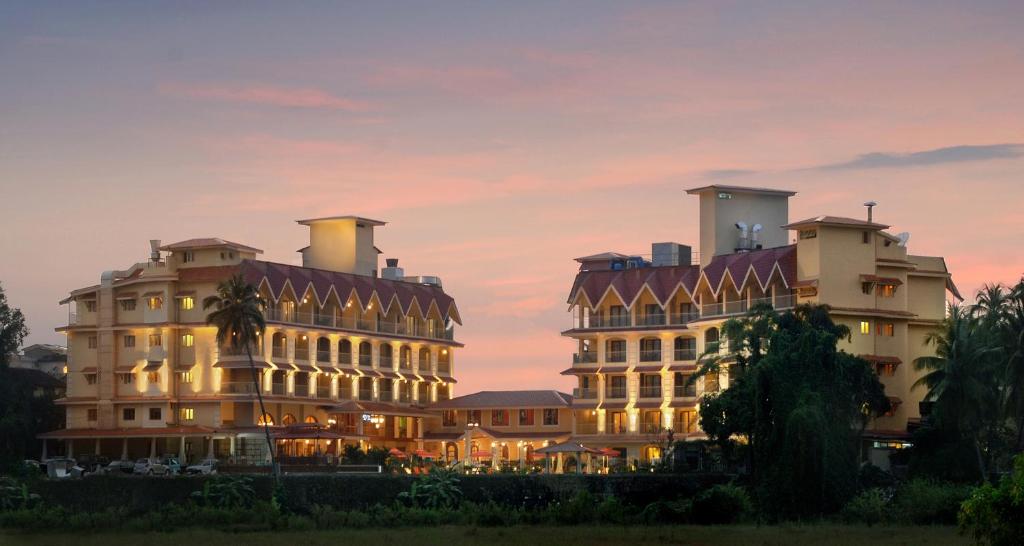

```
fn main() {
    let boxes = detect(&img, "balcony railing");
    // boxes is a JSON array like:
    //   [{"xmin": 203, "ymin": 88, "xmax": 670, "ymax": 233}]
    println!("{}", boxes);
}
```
[
  {"xmin": 639, "ymin": 349, "xmax": 661, "ymax": 362},
  {"xmin": 576, "ymin": 422, "xmax": 599, "ymax": 434},
  {"xmin": 294, "ymin": 347, "xmax": 309, "ymax": 361},
  {"xmin": 605, "ymin": 350, "xmax": 627, "ymax": 363},
  {"xmin": 574, "ymin": 295, "xmax": 798, "ymax": 329},
  {"xmin": 574, "ymin": 352, "xmax": 598, "ymax": 364},
  {"xmin": 437, "ymin": 362, "xmax": 450, "ymax": 374},
  {"xmin": 338, "ymin": 352, "xmax": 352, "ymax": 365},
  {"xmin": 271, "ymin": 346, "xmax": 287, "ymax": 359},
  {"xmin": 674, "ymin": 349, "xmax": 697, "ymax": 361},
  {"xmin": 606, "ymin": 423, "xmax": 628, "ymax": 434},
  {"xmin": 605, "ymin": 387, "xmax": 627, "ymax": 399},
  {"xmin": 638, "ymin": 313, "xmax": 665, "ymax": 326},
  {"xmin": 315, "ymin": 349, "xmax": 331, "ymax": 362},
  {"xmin": 639, "ymin": 385, "xmax": 661, "ymax": 398},
  {"xmin": 398, "ymin": 391, "xmax": 411, "ymax": 403},
  {"xmin": 263, "ymin": 309, "xmax": 456, "ymax": 341},
  {"xmin": 219, "ymin": 344, "xmax": 263, "ymax": 357},
  {"xmin": 316, "ymin": 386, "xmax": 331, "ymax": 398},
  {"xmin": 669, "ymin": 311, "xmax": 699, "ymax": 325},
  {"xmin": 674, "ymin": 384, "xmax": 697, "ymax": 398},
  {"xmin": 641, "ymin": 423, "xmax": 662, "ymax": 434},
  {"xmin": 588, "ymin": 314, "xmax": 630, "ymax": 328},
  {"xmin": 573, "ymin": 388, "xmax": 598, "ymax": 399},
  {"xmin": 358, "ymin": 388, "xmax": 373, "ymax": 401},
  {"xmin": 221, "ymin": 381, "xmax": 258, "ymax": 394},
  {"xmin": 358, "ymin": 354, "xmax": 373, "ymax": 366},
  {"xmin": 378, "ymin": 390, "xmax": 393, "ymax": 402},
  {"xmin": 271, "ymin": 383, "xmax": 286, "ymax": 396}
]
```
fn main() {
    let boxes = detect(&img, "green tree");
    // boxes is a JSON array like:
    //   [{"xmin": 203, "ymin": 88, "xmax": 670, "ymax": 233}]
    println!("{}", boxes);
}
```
[
  {"xmin": 0, "ymin": 282, "xmax": 28, "ymax": 369},
  {"xmin": 913, "ymin": 304, "xmax": 1004, "ymax": 480},
  {"xmin": 203, "ymin": 274, "xmax": 277, "ymax": 477},
  {"xmin": 694, "ymin": 304, "xmax": 889, "ymax": 519}
]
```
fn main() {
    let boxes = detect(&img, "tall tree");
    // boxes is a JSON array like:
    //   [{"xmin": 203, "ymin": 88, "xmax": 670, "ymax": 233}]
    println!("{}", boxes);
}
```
[
  {"xmin": 0, "ymin": 281, "xmax": 28, "ymax": 369},
  {"xmin": 203, "ymin": 274, "xmax": 277, "ymax": 477}
]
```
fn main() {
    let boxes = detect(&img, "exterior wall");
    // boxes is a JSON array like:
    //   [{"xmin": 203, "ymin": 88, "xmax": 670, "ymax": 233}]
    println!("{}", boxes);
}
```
[
  {"xmin": 697, "ymin": 189, "xmax": 790, "ymax": 264},
  {"xmin": 301, "ymin": 219, "xmax": 378, "ymax": 276}
]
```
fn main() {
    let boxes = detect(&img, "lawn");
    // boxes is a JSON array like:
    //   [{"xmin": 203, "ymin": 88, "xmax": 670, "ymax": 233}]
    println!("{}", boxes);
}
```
[{"xmin": 0, "ymin": 525, "xmax": 969, "ymax": 546}]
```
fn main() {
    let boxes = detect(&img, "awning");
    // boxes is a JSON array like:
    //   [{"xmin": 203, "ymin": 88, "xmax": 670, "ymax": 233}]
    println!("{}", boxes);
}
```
[
  {"xmin": 358, "ymin": 368, "xmax": 383, "ymax": 378},
  {"xmin": 321, "ymin": 399, "xmax": 437, "ymax": 418},
  {"xmin": 80, "ymin": 367, "xmax": 97, "ymax": 373},
  {"xmin": 142, "ymin": 361, "xmax": 163, "ymax": 372},
  {"xmin": 634, "ymin": 400, "xmax": 663, "ymax": 409},
  {"xmin": 439, "ymin": 376, "xmax": 457, "ymax": 384},
  {"xmin": 378, "ymin": 370, "xmax": 400, "ymax": 379},
  {"xmin": 597, "ymin": 365, "xmax": 628, "ymax": 374},
  {"xmin": 273, "ymin": 362, "xmax": 298, "ymax": 371},
  {"xmin": 860, "ymin": 354, "xmax": 902, "ymax": 365},
  {"xmin": 142, "ymin": 291, "xmax": 163, "ymax": 298},
  {"xmin": 115, "ymin": 366, "xmax": 136, "ymax": 373},
  {"xmin": 600, "ymin": 400, "xmax": 628, "ymax": 410},
  {"xmin": 213, "ymin": 360, "xmax": 271, "ymax": 369},
  {"xmin": 633, "ymin": 365, "xmax": 663, "ymax": 373},
  {"xmin": 560, "ymin": 367, "xmax": 598, "ymax": 376},
  {"xmin": 175, "ymin": 290, "xmax": 196, "ymax": 298},
  {"xmin": 571, "ymin": 398, "xmax": 599, "ymax": 408},
  {"xmin": 115, "ymin": 292, "xmax": 138, "ymax": 300},
  {"xmin": 667, "ymin": 363, "xmax": 697, "ymax": 372},
  {"xmin": 318, "ymin": 366, "xmax": 344, "ymax": 375},
  {"xmin": 293, "ymin": 363, "xmax": 318, "ymax": 373},
  {"xmin": 860, "ymin": 274, "xmax": 903, "ymax": 286}
]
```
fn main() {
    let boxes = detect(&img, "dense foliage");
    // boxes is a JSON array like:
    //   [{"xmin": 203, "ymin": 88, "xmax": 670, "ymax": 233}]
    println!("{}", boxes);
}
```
[
  {"xmin": 693, "ymin": 303, "xmax": 889, "ymax": 520},
  {"xmin": 958, "ymin": 453, "xmax": 1024, "ymax": 546}
]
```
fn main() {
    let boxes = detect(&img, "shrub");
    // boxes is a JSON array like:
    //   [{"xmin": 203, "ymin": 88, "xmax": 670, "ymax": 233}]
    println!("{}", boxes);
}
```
[
  {"xmin": 0, "ymin": 477, "xmax": 40, "ymax": 511},
  {"xmin": 398, "ymin": 467, "xmax": 463, "ymax": 509},
  {"xmin": 892, "ymin": 479, "xmax": 971, "ymax": 525},
  {"xmin": 959, "ymin": 454, "xmax": 1024, "ymax": 546},
  {"xmin": 841, "ymin": 488, "xmax": 889, "ymax": 526},
  {"xmin": 690, "ymin": 484, "xmax": 751, "ymax": 525},
  {"xmin": 549, "ymin": 490, "xmax": 597, "ymax": 525},
  {"xmin": 191, "ymin": 475, "xmax": 258, "ymax": 509}
]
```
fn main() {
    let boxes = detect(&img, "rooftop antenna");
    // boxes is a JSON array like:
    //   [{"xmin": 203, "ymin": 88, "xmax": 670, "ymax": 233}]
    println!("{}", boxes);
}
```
[{"xmin": 864, "ymin": 201, "xmax": 877, "ymax": 223}]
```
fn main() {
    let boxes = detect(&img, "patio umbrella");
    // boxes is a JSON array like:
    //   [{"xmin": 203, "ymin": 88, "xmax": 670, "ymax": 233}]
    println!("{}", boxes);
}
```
[
  {"xmin": 388, "ymin": 447, "xmax": 407, "ymax": 459},
  {"xmin": 598, "ymin": 448, "xmax": 621, "ymax": 457},
  {"xmin": 414, "ymin": 449, "xmax": 438, "ymax": 459},
  {"xmin": 470, "ymin": 450, "xmax": 492, "ymax": 459}
]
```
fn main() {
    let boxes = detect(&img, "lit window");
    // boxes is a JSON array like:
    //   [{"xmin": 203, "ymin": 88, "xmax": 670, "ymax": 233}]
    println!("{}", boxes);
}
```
[
  {"xmin": 442, "ymin": 410, "xmax": 457, "ymax": 427},
  {"xmin": 85, "ymin": 373, "xmax": 97, "ymax": 385},
  {"xmin": 180, "ymin": 297, "xmax": 194, "ymax": 310},
  {"xmin": 519, "ymin": 409, "xmax": 535, "ymax": 426},
  {"xmin": 147, "ymin": 372, "xmax": 159, "ymax": 383},
  {"xmin": 148, "ymin": 297, "xmax": 163, "ymax": 310},
  {"xmin": 62, "ymin": 365, "xmax": 68, "ymax": 374},
  {"xmin": 180, "ymin": 407, "xmax": 195, "ymax": 421},
  {"xmin": 466, "ymin": 409, "xmax": 482, "ymax": 426},
  {"xmin": 120, "ymin": 299, "xmax": 136, "ymax": 311},
  {"xmin": 124, "ymin": 335, "xmax": 136, "ymax": 348},
  {"xmin": 878, "ymin": 285, "xmax": 896, "ymax": 298},
  {"xmin": 119, "ymin": 373, "xmax": 134, "ymax": 385},
  {"xmin": 491, "ymin": 409, "xmax": 510, "ymax": 427},
  {"xmin": 879, "ymin": 323, "xmax": 895, "ymax": 336},
  {"xmin": 179, "ymin": 371, "xmax": 193, "ymax": 383},
  {"xmin": 149, "ymin": 334, "xmax": 162, "ymax": 347},
  {"xmin": 181, "ymin": 333, "xmax": 194, "ymax": 347},
  {"xmin": 860, "ymin": 321, "xmax": 870, "ymax": 335}
]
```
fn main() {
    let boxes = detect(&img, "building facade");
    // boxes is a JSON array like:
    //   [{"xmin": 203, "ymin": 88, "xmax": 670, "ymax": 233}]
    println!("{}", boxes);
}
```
[
  {"xmin": 44, "ymin": 216, "xmax": 462, "ymax": 463},
  {"xmin": 562, "ymin": 185, "xmax": 958, "ymax": 467}
]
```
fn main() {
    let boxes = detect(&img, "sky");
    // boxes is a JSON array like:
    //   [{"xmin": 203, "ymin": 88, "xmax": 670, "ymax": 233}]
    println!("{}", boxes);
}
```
[{"xmin": 2, "ymin": 1, "xmax": 1023, "ymax": 394}]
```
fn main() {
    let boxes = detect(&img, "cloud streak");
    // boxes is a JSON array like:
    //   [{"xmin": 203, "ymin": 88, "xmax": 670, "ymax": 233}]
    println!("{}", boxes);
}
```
[
  {"xmin": 818, "ymin": 144, "xmax": 1024, "ymax": 170},
  {"xmin": 159, "ymin": 83, "xmax": 370, "ymax": 111}
]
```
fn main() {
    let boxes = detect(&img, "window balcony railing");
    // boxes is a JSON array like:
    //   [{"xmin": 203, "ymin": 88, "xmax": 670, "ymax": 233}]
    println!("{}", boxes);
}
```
[
  {"xmin": 574, "ymin": 352, "xmax": 598, "ymax": 364},
  {"xmin": 606, "ymin": 423, "xmax": 628, "ymax": 434},
  {"xmin": 221, "ymin": 381, "xmax": 258, "ymax": 394},
  {"xmin": 316, "ymin": 386, "xmax": 331, "ymax": 398},
  {"xmin": 271, "ymin": 346, "xmax": 287, "ymax": 359},
  {"xmin": 674, "ymin": 349, "xmax": 697, "ymax": 361},
  {"xmin": 605, "ymin": 350, "xmax": 627, "ymax": 363},
  {"xmin": 674, "ymin": 384, "xmax": 697, "ymax": 398},
  {"xmin": 437, "ymin": 362, "xmax": 450, "ymax": 374},
  {"xmin": 219, "ymin": 344, "xmax": 263, "ymax": 357},
  {"xmin": 263, "ymin": 309, "xmax": 457, "ymax": 341},
  {"xmin": 399, "ymin": 357, "xmax": 412, "ymax": 370},
  {"xmin": 641, "ymin": 423, "xmax": 662, "ymax": 434},
  {"xmin": 338, "ymin": 352, "xmax": 352, "ymax": 365},
  {"xmin": 271, "ymin": 383, "xmax": 286, "ymax": 396},
  {"xmin": 336, "ymin": 387, "xmax": 352, "ymax": 400},
  {"xmin": 639, "ymin": 313, "xmax": 665, "ymax": 326},
  {"xmin": 669, "ymin": 311, "xmax": 699, "ymax": 325},
  {"xmin": 605, "ymin": 387, "xmax": 627, "ymax": 399},
  {"xmin": 576, "ymin": 422, "xmax": 599, "ymax": 434},
  {"xmin": 573, "ymin": 387, "xmax": 598, "ymax": 399},
  {"xmin": 294, "ymin": 347, "xmax": 309, "ymax": 361},
  {"xmin": 358, "ymin": 354, "xmax": 373, "ymax": 366},
  {"xmin": 358, "ymin": 388, "xmax": 374, "ymax": 401},
  {"xmin": 316, "ymin": 349, "xmax": 331, "ymax": 362},
  {"xmin": 398, "ymin": 391, "xmax": 411, "ymax": 403},
  {"xmin": 587, "ymin": 315, "xmax": 630, "ymax": 328},
  {"xmin": 673, "ymin": 422, "xmax": 697, "ymax": 434},
  {"xmin": 378, "ymin": 390, "xmax": 393, "ymax": 402},
  {"xmin": 639, "ymin": 385, "xmax": 661, "ymax": 398},
  {"xmin": 639, "ymin": 350, "xmax": 662, "ymax": 362}
]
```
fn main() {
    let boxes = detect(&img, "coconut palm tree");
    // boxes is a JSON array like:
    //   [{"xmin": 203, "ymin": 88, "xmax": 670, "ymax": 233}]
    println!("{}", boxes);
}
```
[
  {"xmin": 203, "ymin": 274, "xmax": 277, "ymax": 477},
  {"xmin": 914, "ymin": 303, "xmax": 1003, "ymax": 480}
]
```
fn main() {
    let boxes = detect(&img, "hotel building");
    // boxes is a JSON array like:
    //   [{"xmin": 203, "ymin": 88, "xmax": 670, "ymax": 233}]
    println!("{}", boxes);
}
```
[
  {"xmin": 562, "ymin": 185, "xmax": 959, "ymax": 467},
  {"xmin": 44, "ymin": 216, "xmax": 463, "ymax": 463}
]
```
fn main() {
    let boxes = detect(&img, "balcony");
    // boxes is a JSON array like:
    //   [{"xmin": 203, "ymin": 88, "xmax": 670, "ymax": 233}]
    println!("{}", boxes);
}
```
[
  {"xmin": 573, "ymin": 387, "xmax": 598, "ymax": 399},
  {"xmin": 589, "ymin": 315, "xmax": 631, "ymax": 328},
  {"xmin": 221, "ymin": 381, "xmax": 258, "ymax": 394},
  {"xmin": 605, "ymin": 387, "xmax": 627, "ymax": 399},
  {"xmin": 641, "ymin": 422, "xmax": 662, "ymax": 434},
  {"xmin": 271, "ymin": 382, "xmax": 285, "ymax": 396},
  {"xmin": 605, "ymin": 350, "xmax": 627, "ymax": 363},
  {"xmin": 358, "ymin": 354, "xmax": 373, "ymax": 367},
  {"xmin": 573, "ymin": 352, "xmax": 598, "ymax": 364},
  {"xmin": 358, "ymin": 388, "xmax": 373, "ymax": 401},
  {"xmin": 316, "ymin": 386, "xmax": 331, "ymax": 398},
  {"xmin": 294, "ymin": 347, "xmax": 310, "ymax": 361},
  {"xmin": 576, "ymin": 422, "xmax": 599, "ymax": 434},
  {"xmin": 437, "ymin": 362, "xmax": 450, "ymax": 374},
  {"xmin": 271, "ymin": 346, "xmax": 287, "ymax": 359},
  {"xmin": 639, "ymin": 385, "xmax": 662, "ymax": 398},
  {"xmin": 338, "ymin": 352, "xmax": 352, "ymax": 365},
  {"xmin": 220, "ymin": 344, "xmax": 263, "ymax": 357},
  {"xmin": 316, "ymin": 349, "xmax": 331, "ymax": 363},
  {"xmin": 674, "ymin": 384, "xmax": 697, "ymax": 398},
  {"xmin": 397, "ymin": 391, "xmax": 411, "ymax": 403},
  {"xmin": 606, "ymin": 422, "xmax": 628, "ymax": 435},
  {"xmin": 264, "ymin": 309, "xmax": 457, "ymax": 341},
  {"xmin": 669, "ymin": 311, "xmax": 699, "ymax": 325},
  {"xmin": 639, "ymin": 349, "xmax": 662, "ymax": 362},
  {"xmin": 674, "ymin": 349, "xmax": 697, "ymax": 361},
  {"xmin": 638, "ymin": 313, "xmax": 665, "ymax": 326},
  {"xmin": 379, "ymin": 390, "xmax": 393, "ymax": 402}
]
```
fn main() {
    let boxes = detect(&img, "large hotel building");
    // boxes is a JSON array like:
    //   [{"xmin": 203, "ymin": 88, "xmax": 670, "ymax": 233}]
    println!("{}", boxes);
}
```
[{"xmin": 44, "ymin": 185, "xmax": 957, "ymax": 470}]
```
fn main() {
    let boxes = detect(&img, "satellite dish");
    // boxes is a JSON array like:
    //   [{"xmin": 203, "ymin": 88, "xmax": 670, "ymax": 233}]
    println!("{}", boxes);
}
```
[{"xmin": 896, "ymin": 232, "xmax": 911, "ymax": 247}]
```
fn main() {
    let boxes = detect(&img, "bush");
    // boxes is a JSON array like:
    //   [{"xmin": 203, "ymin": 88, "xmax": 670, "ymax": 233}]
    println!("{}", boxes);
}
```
[
  {"xmin": 690, "ymin": 484, "xmax": 751, "ymax": 525},
  {"xmin": 891, "ymin": 479, "xmax": 971, "ymax": 525},
  {"xmin": 841, "ymin": 488, "xmax": 889, "ymax": 526},
  {"xmin": 959, "ymin": 454, "xmax": 1024, "ymax": 546}
]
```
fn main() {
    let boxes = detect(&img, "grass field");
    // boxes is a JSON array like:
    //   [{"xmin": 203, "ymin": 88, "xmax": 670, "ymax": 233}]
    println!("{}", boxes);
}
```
[{"xmin": 0, "ymin": 525, "xmax": 969, "ymax": 546}]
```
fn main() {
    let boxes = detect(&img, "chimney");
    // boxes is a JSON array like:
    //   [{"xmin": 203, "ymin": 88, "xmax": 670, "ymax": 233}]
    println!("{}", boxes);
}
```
[
  {"xmin": 382, "ymin": 258, "xmax": 405, "ymax": 280},
  {"xmin": 864, "ymin": 201, "xmax": 877, "ymax": 223}
]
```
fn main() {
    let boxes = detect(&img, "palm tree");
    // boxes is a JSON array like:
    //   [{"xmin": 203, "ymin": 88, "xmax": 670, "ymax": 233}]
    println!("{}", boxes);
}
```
[
  {"xmin": 913, "ymin": 303, "xmax": 1002, "ymax": 480},
  {"xmin": 204, "ymin": 274, "xmax": 277, "ymax": 477},
  {"xmin": 1002, "ymin": 280, "xmax": 1024, "ymax": 451}
]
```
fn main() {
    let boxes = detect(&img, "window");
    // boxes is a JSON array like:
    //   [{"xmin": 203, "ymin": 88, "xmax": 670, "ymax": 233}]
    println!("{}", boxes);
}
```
[
  {"xmin": 84, "ymin": 300, "xmax": 97, "ymax": 312},
  {"xmin": 220, "ymin": 251, "xmax": 235, "ymax": 260},
  {"xmin": 179, "ymin": 371, "xmax": 193, "ymax": 383},
  {"xmin": 182, "ymin": 251, "xmax": 195, "ymax": 263},
  {"xmin": 798, "ymin": 229, "xmax": 817, "ymax": 240},
  {"xmin": 123, "ymin": 335, "xmax": 136, "ymax": 348},
  {"xmin": 87, "ymin": 335, "xmax": 98, "ymax": 349},
  {"xmin": 122, "ymin": 408, "xmax": 136, "ymax": 421},
  {"xmin": 179, "ymin": 296, "xmax": 194, "ymax": 310},
  {"xmin": 147, "ymin": 296, "xmax": 162, "ymax": 310},
  {"xmin": 442, "ymin": 410, "xmax": 457, "ymax": 427},
  {"xmin": 860, "ymin": 321, "xmax": 871, "ymax": 335},
  {"xmin": 87, "ymin": 408, "xmax": 97, "ymax": 421},
  {"xmin": 181, "ymin": 333, "xmax": 194, "ymax": 347},
  {"xmin": 878, "ymin": 284, "xmax": 896, "ymax": 298},
  {"xmin": 519, "ymin": 409, "xmax": 535, "ymax": 426},
  {"xmin": 606, "ymin": 339, "xmax": 627, "ymax": 362},
  {"xmin": 149, "ymin": 408, "xmax": 162, "ymax": 420},
  {"xmin": 119, "ymin": 373, "xmax": 134, "ymax": 385},
  {"xmin": 704, "ymin": 372, "xmax": 720, "ymax": 393},
  {"xmin": 878, "ymin": 323, "xmax": 895, "ymax": 337},
  {"xmin": 543, "ymin": 408, "xmax": 559, "ymax": 426},
  {"xmin": 149, "ymin": 333, "xmax": 162, "ymax": 347},
  {"xmin": 180, "ymin": 407, "xmax": 195, "ymax": 421},
  {"xmin": 147, "ymin": 372, "xmax": 159, "ymax": 383},
  {"xmin": 878, "ymin": 363, "xmax": 898, "ymax": 377},
  {"xmin": 85, "ymin": 373, "xmax": 97, "ymax": 385},
  {"xmin": 120, "ymin": 299, "xmax": 136, "ymax": 311},
  {"xmin": 606, "ymin": 375, "xmax": 627, "ymax": 398},
  {"xmin": 491, "ymin": 409, "xmax": 510, "ymax": 426},
  {"xmin": 862, "ymin": 231, "xmax": 870, "ymax": 244},
  {"xmin": 466, "ymin": 409, "xmax": 482, "ymax": 426},
  {"xmin": 677, "ymin": 409, "xmax": 697, "ymax": 434}
]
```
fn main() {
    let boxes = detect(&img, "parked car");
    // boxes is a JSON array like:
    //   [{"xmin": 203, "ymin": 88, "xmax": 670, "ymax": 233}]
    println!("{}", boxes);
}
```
[
  {"xmin": 105, "ymin": 459, "xmax": 135, "ymax": 474},
  {"xmin": 132, "ymin": 458, "xmax": 174, "ymax": 476},
  {"xmin": 185, "ymin": 458, "xmax": 218, "ymax": 475},
  {"xmin": 75, "ymin": 454, "xmax": 110, "ymax": 474}
]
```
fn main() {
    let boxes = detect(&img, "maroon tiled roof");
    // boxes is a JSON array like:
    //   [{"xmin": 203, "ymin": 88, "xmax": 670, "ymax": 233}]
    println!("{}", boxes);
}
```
[
  {"xmin": 566, "ymin": 245, "xmax": 796, "ymax": 309},
  {"xmin": 429, "ymin": 390, "xmax": 572, "ymax": 410},
  {"xmin": 161, "ymin": 238, "xmax": 263, "ymax": 253},
  {"xmin": 240, "ymin": 260, "xmax": 460, "ymax": 324}
]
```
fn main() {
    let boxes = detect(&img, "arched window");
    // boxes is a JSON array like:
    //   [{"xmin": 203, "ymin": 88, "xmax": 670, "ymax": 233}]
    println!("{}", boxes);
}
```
[
  {"xmin": 399, "ymin": 346, "xmax": 412, "ymax": 369},
  {"xmin": 257, "ymin": 412, "xmax": 275, "ymax": 426},
  {"xmin": 281, "ymin": 413, "xmax": 297, "ymax": 425},
  {"xmin": 704, "ymin": 327, "xmax": 720, "ymax": 353},
  {"xmin": 446, "ymin": 442, "xmax": 459, "ymax": 461},
  {"xmin": 674, "ymin": 336, "xmax": 697, "ymax": 361},
  {"xmin": 304, "ymin": 415, "xmax": 318, "ymax": 424},
  {"xmin": 317, "ymin": 337, "xmax": 330, "ymax": 352},
  {"xmin": 418, "ymin": 347, "xmax": 431, "ymax": 368},
  {"xmin": 358, "ymin": 341, "xmax": 372, "ymax": 366},
  {"xmin": 379, "ymin": 344, "xmax": 393, "ymax": 366},
  {"xmin": 500, "ymin": 444, "xmax": 510, "ymax": 462},
  {"xmin": 271, "ymin": 332, "xmax": 287, "ymax": 359},
  {"xmin": 338, "ymin": 339, "xmax": 352, "ymax": 364}
]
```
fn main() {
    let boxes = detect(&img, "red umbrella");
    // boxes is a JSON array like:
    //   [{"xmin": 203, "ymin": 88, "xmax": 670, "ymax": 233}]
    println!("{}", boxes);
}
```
[
  {"xmin": 388, "ymin": 447, "xmax": 408, "ymax": 459},
  {"xmin": 470, "ymin": 450, "xmax": 492, "ymax": 459},
  {"xmin": 599, "ymin": 448, "xmax": 622, "ymax": 457},
  {"xmin": 414, "ymin": 449, "xmax": 438, "ymax": 459}
]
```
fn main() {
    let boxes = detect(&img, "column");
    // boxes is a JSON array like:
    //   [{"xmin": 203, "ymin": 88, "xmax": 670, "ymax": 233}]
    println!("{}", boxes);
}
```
[
  {"xmin": 463, "ymin": 433, "xmax": 471, "ymax": 467},
  {"xmin": 121, "ymin": 438, "xmax": 128, "ymax": 460},
  {"xmin": 207, "ymin": 438, "xmax": 215, "ymax": 458},
  {"xmin": 229, "ymin": 436, "xmax": 236, "ymax": 457},
  {"xmin": 149, "ymin": 437, "xmax": 157, "ymax": 459},
  {"xmin": 95, "ymin": 438, "xmax": 101, "ymax": 455},
  {"xmin": 179, "ymin": 436, "xmax": 186, "ymax": 462},
  {"xmin": 40, "ymin": 439, "xmax": 47, "ymax": 461},
  {"xmin": 67, "ymin": 439, "xmax": 74, "ymax": 459}
]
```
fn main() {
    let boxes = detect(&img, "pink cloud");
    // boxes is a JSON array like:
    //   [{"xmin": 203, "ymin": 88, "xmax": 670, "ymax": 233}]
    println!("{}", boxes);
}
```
[{"xmin": 159, "ymin": 82, "xmax": 370, "ymax": 112}]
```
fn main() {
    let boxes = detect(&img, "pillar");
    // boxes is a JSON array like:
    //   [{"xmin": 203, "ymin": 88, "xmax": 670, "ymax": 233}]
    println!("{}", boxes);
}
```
[
  {"xmin": 229, "ymin": 435, "xmax": 236, "ymax": 456},
  {"xmin": 179, "ymin": 436, "xmax": 186, "ymax": 462},
  {"xmin": 463, "ymin": 433, "xmax": 471, "ymax": 467},
  {"xmin": 41, "ymin": 439, "xmax": 47, "ymax": 461},
  {"xmin": 95, "ymin": 438, "xmax": 101, "ymax": 455},
  {"xmin": 68, "ymin": 439, "xmax": 74, "ymax": 459},
  {"xmin": 207, "ymin": 437, "xmax": 215, "ymax": 458},
  {"xmin": 121, "ymin": 438, "xmax": 128, "ymax": 460},
  {"xmin": 149, "ymin": 437, "xmax": 157, "ymax": 459}
]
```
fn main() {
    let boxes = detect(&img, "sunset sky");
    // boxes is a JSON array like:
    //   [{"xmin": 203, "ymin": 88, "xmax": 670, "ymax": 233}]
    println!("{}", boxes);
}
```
[{"xmin": 2, "ymin": 1, "xmax": 1023, "ymax": 394}]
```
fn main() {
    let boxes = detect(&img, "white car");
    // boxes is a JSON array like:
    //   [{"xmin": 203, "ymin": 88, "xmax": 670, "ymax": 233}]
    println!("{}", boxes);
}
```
[
  {"xmin": 133, "ymin": 458, "xmax": 177, "ymax": 476},
  {"xmin": 185, "ymin": 458, "xmax": 218, "ymax": 475}
]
